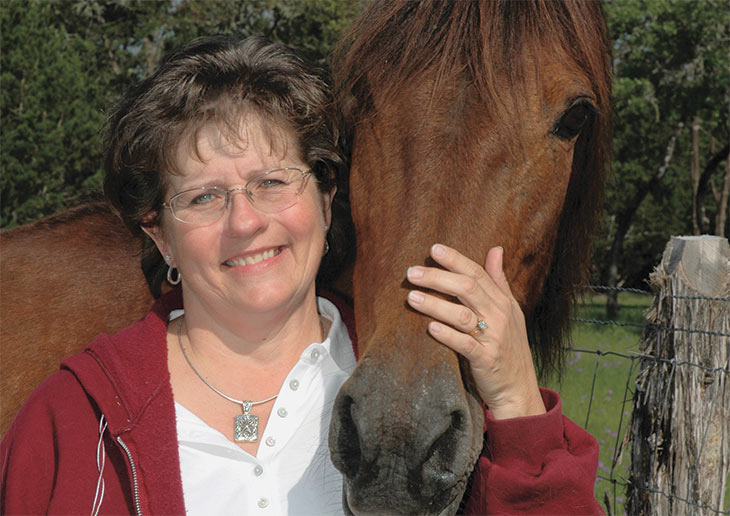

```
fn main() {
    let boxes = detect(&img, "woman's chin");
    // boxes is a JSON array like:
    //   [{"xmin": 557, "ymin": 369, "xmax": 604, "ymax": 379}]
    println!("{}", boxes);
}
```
[{"xmin": 224, "ymin": 280, "xmax": 315, "ymax": 316}]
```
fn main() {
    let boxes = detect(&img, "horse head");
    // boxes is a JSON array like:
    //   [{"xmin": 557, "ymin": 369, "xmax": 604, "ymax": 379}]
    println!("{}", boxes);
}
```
[{"xmin": 329, "ymin": 2, "xmax": 611, "ymax": 514}]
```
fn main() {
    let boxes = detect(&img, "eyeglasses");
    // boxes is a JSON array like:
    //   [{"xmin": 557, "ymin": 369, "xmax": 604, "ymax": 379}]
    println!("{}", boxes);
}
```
[{"xmin": 163, "ymin": 167, "xmax": 312, "ymax": 224}]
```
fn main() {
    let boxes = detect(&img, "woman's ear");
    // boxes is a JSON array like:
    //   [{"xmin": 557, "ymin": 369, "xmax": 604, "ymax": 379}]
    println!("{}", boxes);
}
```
[
  {"xmin": 141, "ymin": 221, "xmax": 172, "ymax": 265},
  {"xmin": 321, "ymin": 185, "xmax": 337, "ymax": 229}
]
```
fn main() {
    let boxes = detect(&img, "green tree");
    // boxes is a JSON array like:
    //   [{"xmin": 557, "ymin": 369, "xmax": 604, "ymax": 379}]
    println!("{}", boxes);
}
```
[
  {"xmin": 596, "ymin": 0, "xmax": 729, "ymax": 316},
  {"xmin": 169, "ymin": 0, "xmax": 361, "ymax": 66},
  {"xmin": 1, "ymin": 0, "xmax": 109, "ymax": 226},
  {"xmin": 51, "ymin": 0, "xmax": 175, "ymax": 84}
]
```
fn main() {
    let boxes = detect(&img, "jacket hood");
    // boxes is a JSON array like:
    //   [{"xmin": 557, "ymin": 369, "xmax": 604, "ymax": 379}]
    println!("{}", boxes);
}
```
[{"xmin": 61, "ymin": 289, "xmax": 183, "ymax": 436}]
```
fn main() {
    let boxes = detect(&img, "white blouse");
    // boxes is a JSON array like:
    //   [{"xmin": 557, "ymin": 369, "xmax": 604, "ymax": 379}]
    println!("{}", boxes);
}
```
[{"xmin": 173, "ymin": 297, "xmax": 356, "ymax": 515}]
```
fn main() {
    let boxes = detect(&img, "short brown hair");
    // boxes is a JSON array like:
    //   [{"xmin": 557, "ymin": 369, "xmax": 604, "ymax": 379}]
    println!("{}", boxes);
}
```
[{"xmin": 104, "ymin": 35, "xmax": 352, "ymax": 296}]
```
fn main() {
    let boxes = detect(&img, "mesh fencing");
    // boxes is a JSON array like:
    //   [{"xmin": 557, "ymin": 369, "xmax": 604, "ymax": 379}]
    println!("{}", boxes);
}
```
[{"xmin": 559, "ymin": 285, "xmax": 729, "ymax": 515}]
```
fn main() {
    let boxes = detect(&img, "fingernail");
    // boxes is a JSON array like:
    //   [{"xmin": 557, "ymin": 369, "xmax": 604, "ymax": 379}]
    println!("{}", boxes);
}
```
[
  {"xmin": 428, "ymin": 322, "xmax": 442, "ymax": 334},
  {"xmin": 432, "ymin": 244, "xmax": 446, "ymax": 258},
  {"xmin": 407, "ymin": 291, "xmax": 424, "ymax": 304},
  {"xmin": 407, "ymin": 266, "xmax": 424, "ymax": 279}
]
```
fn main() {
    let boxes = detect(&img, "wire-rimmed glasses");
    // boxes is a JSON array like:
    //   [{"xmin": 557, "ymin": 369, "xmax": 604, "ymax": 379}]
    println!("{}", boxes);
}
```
[{"xmin": 163, "ymin": 167, "xmax": 312, "ymax": 224}]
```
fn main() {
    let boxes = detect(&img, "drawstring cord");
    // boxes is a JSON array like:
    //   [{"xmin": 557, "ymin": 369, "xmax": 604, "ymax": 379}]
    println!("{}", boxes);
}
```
[{"xmin": 91, "ymin": 414, "xmax": 108, "ymax": 516}]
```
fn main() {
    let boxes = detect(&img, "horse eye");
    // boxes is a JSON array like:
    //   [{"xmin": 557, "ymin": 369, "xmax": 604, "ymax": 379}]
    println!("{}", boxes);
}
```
[{"xmin": 552, "ymin": 101, "xmax": 596, "ymax": 140}]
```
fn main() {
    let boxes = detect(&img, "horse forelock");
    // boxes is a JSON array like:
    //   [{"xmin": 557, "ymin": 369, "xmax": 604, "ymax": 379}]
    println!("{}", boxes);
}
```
[
  {"xmin": 335, "ymin": 1, "xmax": 610, "ymax": 123},
  {"xmin": 337, "ymin": 0, "xmax": 611, "ymax": 378}
]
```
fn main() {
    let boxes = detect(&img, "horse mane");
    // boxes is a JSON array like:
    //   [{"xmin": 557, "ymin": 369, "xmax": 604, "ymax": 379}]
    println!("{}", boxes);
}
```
[{"xmin": 334, "ymin": 0, "xmax": 612, "ymax": 377}]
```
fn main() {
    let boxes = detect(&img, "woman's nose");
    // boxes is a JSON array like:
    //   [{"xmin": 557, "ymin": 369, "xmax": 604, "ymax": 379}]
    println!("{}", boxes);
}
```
[{"xmin": 224, "ymin": 190, "xmax": 267, "ymax": 234}]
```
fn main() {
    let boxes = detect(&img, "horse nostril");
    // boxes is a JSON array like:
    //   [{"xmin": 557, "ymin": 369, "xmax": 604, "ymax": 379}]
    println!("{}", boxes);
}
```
[
  {"xmin": 330, "ymin": 394, "xmax": 362, "ymax": 479},
  {"xmin": 418, "ymin": 410, "xmax": 467, "ymax": 494}
]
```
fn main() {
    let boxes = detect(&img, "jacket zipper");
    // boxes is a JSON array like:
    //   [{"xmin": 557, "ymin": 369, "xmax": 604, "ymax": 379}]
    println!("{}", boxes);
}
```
[{"xmin": 116, "ymin": 436, "xmax": 143, "ymax": 516}]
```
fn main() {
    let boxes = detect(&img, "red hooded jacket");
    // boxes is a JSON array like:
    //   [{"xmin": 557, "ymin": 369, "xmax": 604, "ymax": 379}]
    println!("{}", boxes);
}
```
[{"xmin": 1, "ymin": 290, "xmax": 602, "ymax": 515}]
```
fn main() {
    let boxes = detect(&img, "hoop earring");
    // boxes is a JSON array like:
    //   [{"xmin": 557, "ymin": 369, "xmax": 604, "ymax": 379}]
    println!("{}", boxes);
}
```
[
  {"xmin": 167, "ymin": 264, "xmax": 181, "ymax": 285},
  {"xmin": 323, "ymin": 239, "xmax": 330, "ymax": 256}
]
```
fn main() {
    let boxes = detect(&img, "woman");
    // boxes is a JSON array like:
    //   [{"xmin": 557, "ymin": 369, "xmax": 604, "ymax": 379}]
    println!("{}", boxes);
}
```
[{"xmin": 1, "ymin": 36, "xmax": 601, "ymax": 515}]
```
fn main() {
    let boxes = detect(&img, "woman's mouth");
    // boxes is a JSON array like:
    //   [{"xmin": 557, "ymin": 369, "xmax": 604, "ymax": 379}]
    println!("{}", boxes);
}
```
[{"xmin": 224, "ymin": 247, "xmax": 282, "ymax": 267}]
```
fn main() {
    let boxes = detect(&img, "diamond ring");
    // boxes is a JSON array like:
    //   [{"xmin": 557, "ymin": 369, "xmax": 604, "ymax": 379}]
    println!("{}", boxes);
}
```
[{"xmin": 471, "ymin": 318, "xmax": 487, "ymax": 336}]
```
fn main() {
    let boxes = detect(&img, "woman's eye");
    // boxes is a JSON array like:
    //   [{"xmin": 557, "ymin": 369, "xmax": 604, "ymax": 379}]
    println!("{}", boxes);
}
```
[
  {"xmin": 553, "ymin": 101, "xmax": 596, "ymax": 140},
  {"xmin": 257, "ymin": 178, "xmax": 287, "ymax": 189},
  {"xmin": 188, "ymin": 189, "xmax": 226, "ymax": 207},
  {"xmin": 192, "ymin": 193, "xmax": 214, "ymax": 204}
]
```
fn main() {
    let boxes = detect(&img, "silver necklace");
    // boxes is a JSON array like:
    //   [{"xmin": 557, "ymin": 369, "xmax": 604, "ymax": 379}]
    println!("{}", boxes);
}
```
[{"xmin": 176, "ymin": 319, "xmax": 277, "ymax": 443}]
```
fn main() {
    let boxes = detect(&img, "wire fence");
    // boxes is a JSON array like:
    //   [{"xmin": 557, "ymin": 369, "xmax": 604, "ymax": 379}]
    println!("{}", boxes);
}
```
[{"xmin": 563, "ymin": 284, "xmax": 730, "ymax": 516}]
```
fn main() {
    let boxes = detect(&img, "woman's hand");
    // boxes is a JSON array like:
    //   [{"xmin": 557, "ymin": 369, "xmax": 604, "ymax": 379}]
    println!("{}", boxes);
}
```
[{"xmin": 406, "ymin": 244, "xmax": 545, "ymax": 420}]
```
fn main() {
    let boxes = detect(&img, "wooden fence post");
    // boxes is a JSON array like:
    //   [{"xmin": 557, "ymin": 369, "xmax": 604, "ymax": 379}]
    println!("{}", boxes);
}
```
[{"xmin": 627, "ymin": 235, "xmax": 730, "ymax": 515}]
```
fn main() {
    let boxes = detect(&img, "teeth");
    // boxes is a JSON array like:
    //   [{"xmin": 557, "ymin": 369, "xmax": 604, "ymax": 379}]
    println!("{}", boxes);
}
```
[{"xmin": 226, "ymin": 248, "xmax": 280, "ymax": 267}]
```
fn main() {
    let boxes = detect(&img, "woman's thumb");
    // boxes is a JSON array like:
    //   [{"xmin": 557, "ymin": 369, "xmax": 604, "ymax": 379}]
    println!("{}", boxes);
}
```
[{"xmin": 485, "ymin": 246, "xmax": 512, "ymax": 296}]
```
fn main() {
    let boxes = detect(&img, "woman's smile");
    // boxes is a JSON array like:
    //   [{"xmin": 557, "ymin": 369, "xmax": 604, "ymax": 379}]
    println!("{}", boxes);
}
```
[{"xmin": 223, "ymin": 246, "xmax": 283, "ymax": 268}]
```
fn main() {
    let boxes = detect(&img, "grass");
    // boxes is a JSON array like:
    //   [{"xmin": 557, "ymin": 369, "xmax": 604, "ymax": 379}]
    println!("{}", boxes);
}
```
[{"xmin": 546, "ymin": 292, "xmax": 652, "ymax": 515}]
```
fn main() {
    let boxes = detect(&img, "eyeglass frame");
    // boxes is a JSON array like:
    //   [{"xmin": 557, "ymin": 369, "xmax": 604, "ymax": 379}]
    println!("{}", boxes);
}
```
[{"xmin": 161, "ymin": 167, "xmax": 313, "ymax": 224}]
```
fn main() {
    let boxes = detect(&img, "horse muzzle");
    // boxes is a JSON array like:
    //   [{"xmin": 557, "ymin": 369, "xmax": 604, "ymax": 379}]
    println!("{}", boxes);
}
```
[{"xmin": 329, "ymin": 340, "xmax": 484, "ymax": 515}]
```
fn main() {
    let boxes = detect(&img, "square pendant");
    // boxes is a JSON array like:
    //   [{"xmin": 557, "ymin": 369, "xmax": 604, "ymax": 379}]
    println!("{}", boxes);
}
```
[{"xmin": 234, "ymin": 414, "xmax": 259, "ymax": 442}]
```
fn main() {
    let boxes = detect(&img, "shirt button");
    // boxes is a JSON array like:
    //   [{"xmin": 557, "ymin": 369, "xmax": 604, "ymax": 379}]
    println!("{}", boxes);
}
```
[
  {"xmin": 311, "ymin": 349, "xmax": 321, "ymax": 360},
  {"xmin": 258, "ymin": 498, "xmax": 269, "ymax": 508},
  {"xmin": 253, "ymin": 465, "xmax": 263, "ymax": 476},
  {"xmin": 277, "ymin": 408, "xmax": 288, "ymax": 418},
  {"xmin": 289, "ymin": 379, "xmax": 299, "ymax": 391},
  {"xmin": 265, "ymin": 436, "xmax": 276, "ymax": 447}
]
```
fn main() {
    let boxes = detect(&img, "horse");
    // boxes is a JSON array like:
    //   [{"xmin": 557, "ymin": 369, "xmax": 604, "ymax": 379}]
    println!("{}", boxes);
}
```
[
  {"xmin": 0, "ymin": 1, "xmax": 612, "ymax": 513},
  {"xmin": 327, "ymin": 1, "xmax": 610, "ymax": 514},
  {"xmin": 0, "ymin": 202, "xmax": 155, "ymax": 434}
]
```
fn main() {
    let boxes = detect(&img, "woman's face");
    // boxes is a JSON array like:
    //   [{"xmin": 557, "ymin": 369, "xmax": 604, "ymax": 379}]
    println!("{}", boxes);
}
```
[{"xmin": 145, "ymin": 120, "xmax": 334, "ymax": 324}]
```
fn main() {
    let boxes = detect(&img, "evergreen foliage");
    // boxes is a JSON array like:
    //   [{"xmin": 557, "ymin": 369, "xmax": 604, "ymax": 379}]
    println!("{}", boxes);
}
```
[{"xmin": 1, "ymin": 1, "xmax": 108, "ymax": 226}]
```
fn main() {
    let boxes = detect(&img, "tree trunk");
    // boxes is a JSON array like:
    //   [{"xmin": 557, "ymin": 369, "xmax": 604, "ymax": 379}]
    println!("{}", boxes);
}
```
[
  {"xmin": 606, "ymin": 240, "xmax": 621, "ymax": 319},
  {"xmin": 718, "ymin": 157, "xmax": 730, "ymax": 237},
  {"xmin": 691, "ymin": 116, "xmax": 701, "ymax": 234},
  {"xmin": 695, "ymin": 143, "xmax": 730, "ymax": 237}
]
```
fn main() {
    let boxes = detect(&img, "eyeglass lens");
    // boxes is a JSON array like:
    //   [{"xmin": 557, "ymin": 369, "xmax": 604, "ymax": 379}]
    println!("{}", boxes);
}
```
[{"xmin": 168, "ymin": 168, "xmax": 308, "ymax": 224}]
